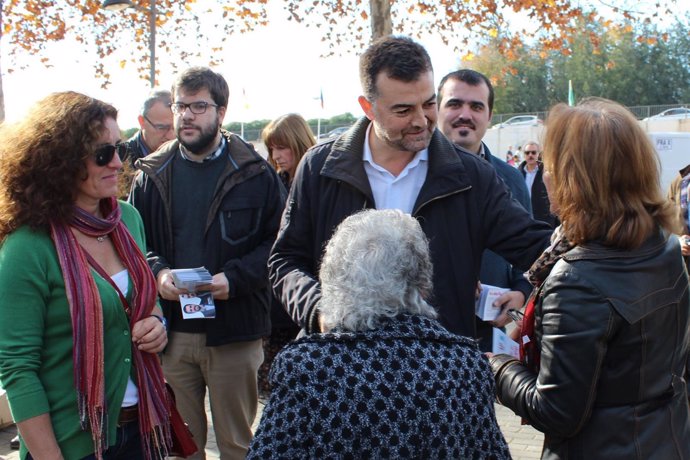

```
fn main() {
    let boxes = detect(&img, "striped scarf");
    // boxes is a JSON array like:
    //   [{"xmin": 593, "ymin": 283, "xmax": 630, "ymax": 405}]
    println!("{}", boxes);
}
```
[
  {"xmin": 520, "ymin": 225, "xmax": 575, "ymax": 373},
  {"xmin": 50, "ymin": 197, "xmax": 171, "ymax": 459}
]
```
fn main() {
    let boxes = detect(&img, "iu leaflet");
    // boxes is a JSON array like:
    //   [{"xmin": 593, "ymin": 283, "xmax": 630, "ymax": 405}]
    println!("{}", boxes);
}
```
[
  {"xmin": 475, "ymin": 283, "xmax": 509, "ymax": 321},
  {"xmin": 170, "ymin": 267, "xmax": 216, "ymax": 320},
  {"xmin": 170, "ymin": 267, "xmax": 213, "ymax": 292}
]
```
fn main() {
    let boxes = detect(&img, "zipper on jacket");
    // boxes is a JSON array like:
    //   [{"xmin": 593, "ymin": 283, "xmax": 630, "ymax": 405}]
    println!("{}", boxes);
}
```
[{"xmin": 413, "ymin": 186, "xmax": 471, "ymax": 216}]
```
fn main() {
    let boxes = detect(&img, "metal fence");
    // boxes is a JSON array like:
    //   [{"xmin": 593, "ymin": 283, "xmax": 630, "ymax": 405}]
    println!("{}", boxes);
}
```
[
  {"xmin": 234, "ymin": 103, "xmax": 690, "ymax": 142},
  {"xmin": 231, "ymin": 124, "xmax": 352, "ymax": 143},
  {"xmin": 491, "ymin": 103, "xmax": 690, "ymax": 125}
]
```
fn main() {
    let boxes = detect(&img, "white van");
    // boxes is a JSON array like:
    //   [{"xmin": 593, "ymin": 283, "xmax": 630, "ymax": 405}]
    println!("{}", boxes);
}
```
[{"xmin": 648, "ymin": 132, "xmax": 690, "ymax": 193}]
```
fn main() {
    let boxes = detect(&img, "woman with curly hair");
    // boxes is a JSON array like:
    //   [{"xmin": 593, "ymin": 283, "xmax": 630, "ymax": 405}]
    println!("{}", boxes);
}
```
[
  {"xmin": 258, "ymin": 113, "xmax": 316, "ymax": 398},
  {"xmin": 0, "ymin": 92, "xmax": 173, "ymax": 460},
  {"xmin": 489, "ymin": 98, "xmax": 690, "ymax": 459}
]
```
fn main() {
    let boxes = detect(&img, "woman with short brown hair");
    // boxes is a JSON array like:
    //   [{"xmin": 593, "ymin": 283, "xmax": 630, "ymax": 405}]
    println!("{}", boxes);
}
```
[
  {"xmin": 490, "ymin": 98, "xmax": 690, "ymax": 459},
  {"xmin": 261, "ymin": 113, "xmax": 315, "ymax": 188}
]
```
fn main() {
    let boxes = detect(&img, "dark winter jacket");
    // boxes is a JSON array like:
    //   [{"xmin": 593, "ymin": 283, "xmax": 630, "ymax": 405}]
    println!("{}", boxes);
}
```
[
  {"xmin": 475, "ymin": 145, "xmax": 534, "ymax": 351},
  {"xmin": 248, "ymin": 314, "xmax": 512, "ymax": 459},
  {"xmin": 122, "ymin": 130, "xmax": 150, "ymax": 167},
  {"xmin": 129, "ymin": 130, "xmax": 286, "ymax": 345},
  {"xmin": 490, "ymin": 231, "xmax": 690, "ymax": 459},
  {"xmin": 268, "ymin": 117, "xmax": 552, "ymax": 338},
  {"xmin": 518, "ymin": 161, "xmax": 558, "ymax": 228}
]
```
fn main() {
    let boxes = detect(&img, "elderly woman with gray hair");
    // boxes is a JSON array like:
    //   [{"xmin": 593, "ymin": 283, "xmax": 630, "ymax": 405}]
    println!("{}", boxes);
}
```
[{"xmin": 248, "ymin": 209, "xmax": 510, "ymax": 459}]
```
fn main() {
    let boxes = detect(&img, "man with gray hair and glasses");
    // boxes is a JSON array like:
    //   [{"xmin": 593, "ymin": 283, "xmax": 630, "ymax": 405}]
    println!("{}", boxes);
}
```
[{"xmin": 123, "ymin": 88, "xmax": 175, "ymax": 167}]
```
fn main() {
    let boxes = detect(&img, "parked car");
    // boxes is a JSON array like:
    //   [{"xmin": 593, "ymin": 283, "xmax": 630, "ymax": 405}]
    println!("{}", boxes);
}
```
[
  {"xmin": 643, "ymin": 107, "xmax": 690, "ymax": 121},
  {"xmin": 318, "ymin": 126, "xmax": 350, "ymax": 140},
  {"xmin": 491, "ymin": 115, "xmax": 542, "ymax": 129}
]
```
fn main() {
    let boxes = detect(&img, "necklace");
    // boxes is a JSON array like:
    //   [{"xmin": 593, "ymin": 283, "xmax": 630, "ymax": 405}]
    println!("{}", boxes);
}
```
[{"xmin": 96, "ymin": 234, "xmax": 109, "ymax": 243}]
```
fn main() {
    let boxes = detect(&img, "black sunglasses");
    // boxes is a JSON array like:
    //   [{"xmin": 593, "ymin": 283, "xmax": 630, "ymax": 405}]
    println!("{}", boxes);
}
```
[{"xmin": 94, "ymin": 143, "xmax": 127, "ymax": 167}]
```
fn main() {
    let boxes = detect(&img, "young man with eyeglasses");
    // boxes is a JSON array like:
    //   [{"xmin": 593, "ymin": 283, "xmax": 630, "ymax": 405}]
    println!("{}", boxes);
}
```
[
  {"xmin": 130, "ymin": 67, "xmax": 285, "ymax": 459},
  {"xmin": 519, "ymin": 141, "xmax": 559, "ymax": 228},
  {"xmin": 123, "ymin": 89, "xmax": 175, "ymax": 166}
]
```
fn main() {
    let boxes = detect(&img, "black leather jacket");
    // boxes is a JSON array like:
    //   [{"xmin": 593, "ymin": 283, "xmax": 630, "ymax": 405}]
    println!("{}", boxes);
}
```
[{"xmin": 490, "ymin": 231, "xmax": 690, "ymax": 459}]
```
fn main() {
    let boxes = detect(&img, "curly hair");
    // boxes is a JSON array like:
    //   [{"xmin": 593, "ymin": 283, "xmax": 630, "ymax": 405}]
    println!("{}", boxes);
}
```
[
  {"xmin": 318, "ymin": 209, "xmax": 437, "ymax": 332},
  {"xmin": 261, "ymin": 113, "xmax": 315, "ymax": 180},
  {"xmin": 0, "ymin": 91, "xmax": 118, "ymax": 242},
  {"xmin": 542, "ymin": 98, "xmax": 678, "ymax": 249}
]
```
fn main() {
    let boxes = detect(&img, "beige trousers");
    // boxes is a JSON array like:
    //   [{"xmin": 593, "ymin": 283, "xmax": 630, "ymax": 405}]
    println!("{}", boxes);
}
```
[{"xmin": 163, "ymin": 332, "xmax": 263, "ymax": 460}]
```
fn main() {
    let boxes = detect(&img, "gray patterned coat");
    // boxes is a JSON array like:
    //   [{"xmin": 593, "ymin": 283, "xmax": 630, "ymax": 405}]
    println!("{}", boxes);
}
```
[{"xmin": 248, "ymin": 314, "xmax": 511, "ymax": 459}]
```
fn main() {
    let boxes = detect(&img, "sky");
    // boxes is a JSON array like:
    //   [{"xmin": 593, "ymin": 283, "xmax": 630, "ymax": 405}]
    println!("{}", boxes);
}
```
[
  {"xmin": 3, "ymin": 0, "xmax": 685, "ymax": 131},
  {"xmin": 1, "ymin": 2, "xmax": 463, "ymax": 131}
]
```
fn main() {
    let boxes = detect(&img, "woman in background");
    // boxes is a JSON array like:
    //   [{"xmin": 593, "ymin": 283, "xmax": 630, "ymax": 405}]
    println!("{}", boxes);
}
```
[
  {"xmin": 258, "ymin": 113, "xmax": 316, "ymax": 398},
  {"xmin": 261, "ymin": 113, "xmax": 316, "ymax": 188},
  {"xmin": 490, "ymin": 98, "xmax": 690, "ymax": 459},
  {"xmin": 0, "ymin": 92, "xmax": 171, "ymax": 459}
]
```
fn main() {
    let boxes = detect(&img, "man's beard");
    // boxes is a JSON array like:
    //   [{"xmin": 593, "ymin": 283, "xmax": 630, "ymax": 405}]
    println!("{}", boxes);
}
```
[{"xmin": 177, "ymin": 118, "xmax": 219, "ymax": 154}]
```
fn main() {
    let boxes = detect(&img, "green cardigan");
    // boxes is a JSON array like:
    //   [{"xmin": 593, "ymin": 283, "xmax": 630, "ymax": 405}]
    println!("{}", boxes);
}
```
[{"xmin": 0, "ymin": 202, "xmax": 150, "ymax": 460}]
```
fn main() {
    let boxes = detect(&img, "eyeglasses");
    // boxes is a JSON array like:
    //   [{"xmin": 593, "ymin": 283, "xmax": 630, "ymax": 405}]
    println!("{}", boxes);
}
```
[
  {"xmin": 143, "ymin": 114, "xmax": 172, "ymax": 132},
  {"xmin": 524, "ymin": 150, "xmax": 539, "ymax": 155},
  {"xmin": 94, "ymin": 143, "xmax": 127, "ymax": 167},
  {"xmin": 170, "ymin": 101, "xmax": 219, "ymax": 115}
]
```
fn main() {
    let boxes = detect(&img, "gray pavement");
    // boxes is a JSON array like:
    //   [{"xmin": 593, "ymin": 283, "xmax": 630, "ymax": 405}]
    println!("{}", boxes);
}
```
[{"xmin": 0, "ymin": 398, "xmax": 543, "ymax": 459}]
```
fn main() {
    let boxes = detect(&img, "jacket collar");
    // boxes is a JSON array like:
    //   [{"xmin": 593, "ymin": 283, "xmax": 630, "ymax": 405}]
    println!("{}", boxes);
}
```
[
  {"xmin": 562, "ymin": 230, "xmax": 669, "ymax": 263},
  {"xmin": 296, "ymin": 314, "xmax": 477, "ymax": 348},
  {"xmin": 135, "ymin": 129, "xmax": 260, "ymax": 178},
  {"xmin": 320, "ymin": 117, "xmax": 472, "ymax": 212}
]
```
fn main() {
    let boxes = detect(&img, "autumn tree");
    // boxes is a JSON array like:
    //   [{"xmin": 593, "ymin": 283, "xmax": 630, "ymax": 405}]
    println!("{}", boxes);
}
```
[
  {"xmin": 0, "ymin": 0, "xmax": 5, "ymax": 122},
  {"xmin": 0, "ymin": 0, "xmax": 683, "ymax": 121},
  {"xmin": 466, "ymin": 15, "xmax": 690, "ymax": 114},
  {"xmin": 0, "ymin": 0, "xmax": 270, "ymax": 121}
]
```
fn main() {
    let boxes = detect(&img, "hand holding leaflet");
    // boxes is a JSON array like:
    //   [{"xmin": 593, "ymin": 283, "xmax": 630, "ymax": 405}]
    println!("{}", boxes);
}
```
[
  {"xmin": 170, "ymin": 267, "xmax": 213, "ymax": 292},
  {"xmin": 170, "ymin": 267, "xmax": 216, "ymax": 319},
  {"xmin": 475, "ymin": 283, "xmax": 509, "ymax": 321}
]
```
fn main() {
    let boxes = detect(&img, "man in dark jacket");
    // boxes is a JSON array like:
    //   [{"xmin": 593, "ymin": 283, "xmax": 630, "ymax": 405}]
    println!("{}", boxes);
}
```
[
  {"xmin": 519, "ymin": 141, "xmax": 559, "ymax": 228},
  {"xmin": 130, "ymin": 67, "xmax": 285, "ymax": 458},
  {"xmin": 268, "ymin": 36, "xmax": 552, "ymax": 340},
  {"xmin": 437, "ymin": 69, "xmax": 533, "ymax": 352}
]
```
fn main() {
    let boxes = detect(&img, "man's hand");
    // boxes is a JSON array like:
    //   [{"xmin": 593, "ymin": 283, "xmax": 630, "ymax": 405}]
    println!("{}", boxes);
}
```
[
  {"xmin": 680, "ymin": 235, "xmax": 690, "ymax": 256},
  {"xmin": 156, "ymin": 268, "xmax": 187, "ymax": 301},
  {"xmin": 490, "ymin": 290, "xmax": 525, "ymax": 328},
  {"xmin": 201, "ymin": 272, "xmax": 230, "ymax": 300}
]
